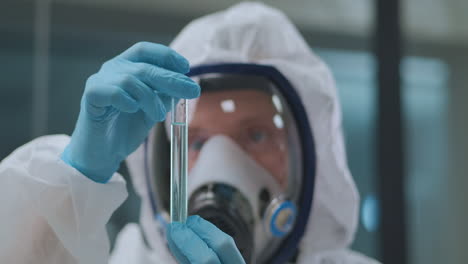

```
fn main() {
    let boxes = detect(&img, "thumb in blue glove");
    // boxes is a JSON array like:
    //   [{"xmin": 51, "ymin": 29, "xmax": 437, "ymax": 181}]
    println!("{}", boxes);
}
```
[
  {"xmin": 61, "ymin": 42, "xmax": 200, "ymax": 183},
  {"xmin": 167, "ymin": 215, "xmax": 246, "ymax": 264}
]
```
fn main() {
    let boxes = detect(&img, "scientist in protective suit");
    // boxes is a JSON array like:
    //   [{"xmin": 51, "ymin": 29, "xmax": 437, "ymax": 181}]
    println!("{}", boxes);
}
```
[{"xmin": 0, "ymin": 2, "xmax": 379, "ymax": 264}]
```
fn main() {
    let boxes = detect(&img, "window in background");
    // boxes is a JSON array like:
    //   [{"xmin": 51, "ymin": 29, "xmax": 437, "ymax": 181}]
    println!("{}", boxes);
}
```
[
  {"xmin": 402, "ymin": 57, "xmax": 450, "ymax": 264},
  {"xmin": 0, "ymin": 1, "xmax": 34, "ymax": 161},
  {"xmin": 402, "ymin": 0, "xmax": 468, "ymax": 262}
]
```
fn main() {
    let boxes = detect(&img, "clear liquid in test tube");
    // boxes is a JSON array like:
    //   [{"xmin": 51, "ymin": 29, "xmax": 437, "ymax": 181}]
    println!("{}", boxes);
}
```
[{"xmin": 170, "ymin": 98, "xmax": 188, "ymax": 223}]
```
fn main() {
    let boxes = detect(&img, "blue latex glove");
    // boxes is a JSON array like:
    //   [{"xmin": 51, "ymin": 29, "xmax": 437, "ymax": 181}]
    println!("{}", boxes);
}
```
[
  {"xmin": 167, "ymin": 215, "xmax": 246, "ymax": 264},
  {"xmin": 62, "ymin": 42, "xmax": 200, "ymax": 183}
]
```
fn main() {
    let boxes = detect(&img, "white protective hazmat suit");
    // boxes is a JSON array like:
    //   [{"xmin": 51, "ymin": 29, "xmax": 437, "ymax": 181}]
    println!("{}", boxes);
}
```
[{"xmin": 0, "ymin": 2, "xmax": 379, "ymax": 264}]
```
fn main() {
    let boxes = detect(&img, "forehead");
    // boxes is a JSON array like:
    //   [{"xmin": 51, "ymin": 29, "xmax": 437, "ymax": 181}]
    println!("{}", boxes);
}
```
[
  {"xmin": 196, "ymin": 89, "xmax": 275, "ymax": 111},
  {"xmin": 190, "ymin": 90, "xmax": 278, "ymax": 127}
]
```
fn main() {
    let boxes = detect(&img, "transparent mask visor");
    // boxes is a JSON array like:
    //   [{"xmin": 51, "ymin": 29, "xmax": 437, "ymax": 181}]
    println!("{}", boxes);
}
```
[{"xmin": 185, "ymin": 73, "xmax": 302, "ymax": 196}]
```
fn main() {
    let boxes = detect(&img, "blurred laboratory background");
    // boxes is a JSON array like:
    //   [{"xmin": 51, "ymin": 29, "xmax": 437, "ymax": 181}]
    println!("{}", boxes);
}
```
[{"xmin": 1, "ymin": 0, "xmax": 467, "ymax": 263}]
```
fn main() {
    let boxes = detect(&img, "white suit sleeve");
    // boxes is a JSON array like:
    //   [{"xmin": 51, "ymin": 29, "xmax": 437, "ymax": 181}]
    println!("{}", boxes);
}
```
[{"xmin": 0, "ymin": 135, "xmax": 128, "ymax": 264}]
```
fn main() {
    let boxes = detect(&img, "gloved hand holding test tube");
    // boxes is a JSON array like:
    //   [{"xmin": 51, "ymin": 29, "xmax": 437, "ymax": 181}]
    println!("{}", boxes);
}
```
[{"xmin": 170, "ymin": 97, "xmax": 188, "ymax": 223}]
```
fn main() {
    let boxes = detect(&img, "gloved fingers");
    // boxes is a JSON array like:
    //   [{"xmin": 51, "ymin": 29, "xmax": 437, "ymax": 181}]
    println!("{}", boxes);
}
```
[
  {"xmin": 152, "ymin": 94, "xmax": 167, "ymax": 122},
  {"xmin": 114, "ymin": 74, "xmax": 167, "ymax": 122},
  {"xmin": 117, "ymin": 41, "xmax": 190, "ymax": 74},
  {"xmin": 187, "ymin": 215, "xmax": 246, "ymax": 264},
  {"xmin": 84, "ymin": 84, "xmax": 139, "ymax": 116},
  {"xmin": 125, "ymin": 62, "xmax": 200, "ymax": 99},
  {"xmin": 159, "ymin": 93, "xmax": 179, "ymax": 114},
  {"xmin": 167, "ymin": 222, "xmax": 222, "ymax": 264},
  {"xmin": 99, "ymin": 59, "xmax": 199, "ymax": 100}
]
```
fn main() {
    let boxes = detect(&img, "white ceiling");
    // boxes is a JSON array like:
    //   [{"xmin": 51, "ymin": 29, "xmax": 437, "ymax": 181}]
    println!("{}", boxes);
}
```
[{"xmin": 50, "ymin": 0, "xmax": 468, "ymax": 45}]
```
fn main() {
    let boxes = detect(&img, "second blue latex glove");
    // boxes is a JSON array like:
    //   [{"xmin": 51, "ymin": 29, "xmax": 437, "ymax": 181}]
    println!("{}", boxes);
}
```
[
  {"xmin": 62, "ymin": 42, "xmax": 200, "ymax": 183},
  {"xmin": 167, "ymin": 215, "xmax": 246, "ymax": 264}
]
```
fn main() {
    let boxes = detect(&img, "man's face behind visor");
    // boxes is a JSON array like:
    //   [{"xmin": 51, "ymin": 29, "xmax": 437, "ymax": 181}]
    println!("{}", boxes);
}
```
[
  {"xmin": 155, "ymin": 72, "xmax": 304, "ymax": 262},
  {"xmin": 187, "ymin": 89, "xmax": 289, "ymax": 187}
]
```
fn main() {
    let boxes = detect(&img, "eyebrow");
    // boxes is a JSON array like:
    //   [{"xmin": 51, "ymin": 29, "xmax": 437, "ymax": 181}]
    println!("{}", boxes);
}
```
[
  {"xmin": 188, "ymin": 126, "xmax": 201, "ymax": 134},
  {"xmin": 238, "ymin": 116, "xmax": 276, "ymax": 126}
]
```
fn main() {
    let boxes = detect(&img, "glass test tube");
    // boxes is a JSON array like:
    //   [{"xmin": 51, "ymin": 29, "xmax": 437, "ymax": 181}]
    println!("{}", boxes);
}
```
[{"xmin": 170, "ymin": 98, "xmax": 188, "ymax": 223}]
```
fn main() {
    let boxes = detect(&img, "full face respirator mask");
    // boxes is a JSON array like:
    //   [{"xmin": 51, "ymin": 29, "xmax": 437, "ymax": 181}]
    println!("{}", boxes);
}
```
[{"xmin": 144, "ymin": 64, "xmax": 316, "ymax": 263}]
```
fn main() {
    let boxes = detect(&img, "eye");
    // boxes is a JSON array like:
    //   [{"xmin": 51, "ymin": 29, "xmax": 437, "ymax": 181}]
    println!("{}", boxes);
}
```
[
  {"xmin": 250, "ymin": 130, "xmax": 267, "ymax": 143},
  {"xmin": 190, "ymin": 138, "xmax": 205, "ymax": 151}
]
